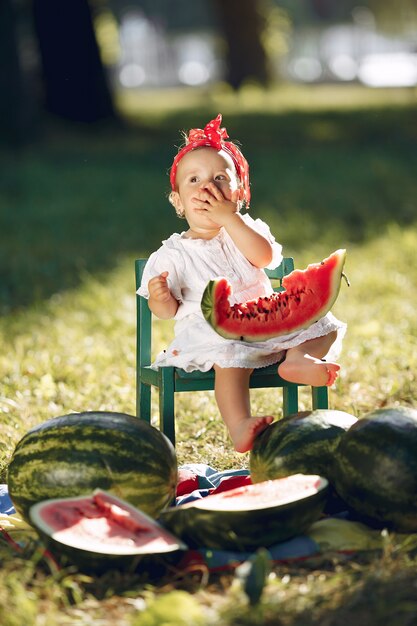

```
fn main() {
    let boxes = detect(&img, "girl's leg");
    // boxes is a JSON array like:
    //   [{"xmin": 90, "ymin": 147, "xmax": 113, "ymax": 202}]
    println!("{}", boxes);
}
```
[
  {"xmin": 278, "ymin": 331, "xmax": 340, "ymax": 387},
  {"xmin": 213, "ymin": 365, "xmax": 273, "ymax": 453}
]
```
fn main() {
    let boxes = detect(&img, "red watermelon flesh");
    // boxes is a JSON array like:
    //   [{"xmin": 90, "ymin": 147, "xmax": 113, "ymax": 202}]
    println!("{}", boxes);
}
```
[
  {"xmin": 30, "ymin": 490, "xmax": 184, "ymax": 556},
  {"xmin": 188, "ymin": 474, "xmax": 326, "ymax": 510},
  {"xmin": 201, "ymin": 249, "xmax": 347, "ymax": 342}
]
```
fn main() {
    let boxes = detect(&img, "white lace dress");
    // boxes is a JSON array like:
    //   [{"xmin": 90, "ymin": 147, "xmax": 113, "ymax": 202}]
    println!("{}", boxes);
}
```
[{"xmin": 138, "ymin": 214, "xmax": 346, "ymax": 372}]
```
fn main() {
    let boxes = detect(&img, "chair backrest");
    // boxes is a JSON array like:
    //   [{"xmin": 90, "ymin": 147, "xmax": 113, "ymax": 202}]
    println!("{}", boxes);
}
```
[{"xmin": 136, "ymin": 257, "xmax": 295, "ymax": 368}]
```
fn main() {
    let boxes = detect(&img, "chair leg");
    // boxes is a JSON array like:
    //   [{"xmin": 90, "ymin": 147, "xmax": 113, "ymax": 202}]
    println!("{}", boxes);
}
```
[
  {"xmin": 312, "ymin": 386, "xmax": 329, "ymax": 410},
  {"xmin": 137, "ymin": 379, "xmax": 152, "ymax": 423},
  {"xmin": 158, "ymin": 367, "xmax": 176, "ymax": 446},
  {"xmin": 282, "ymin": 385, "xmax": 298, "ymax": 416}
]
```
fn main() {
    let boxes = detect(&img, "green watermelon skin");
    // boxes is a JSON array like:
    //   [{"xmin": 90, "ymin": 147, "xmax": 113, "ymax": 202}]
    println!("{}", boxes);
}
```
[
  {"xmin": 333, "ymin": 407, "xmax": 417, "ymax": 531},
  {"xmin": 7, "ymin": 412, "xmax": 177, "ymax": 522},
  {"xmin": 250, "ymin": 410, "xmax": 358, "ymax": 483},
  {"xmin": 160, "ymin": 475, "xmax": 329, "ymax": 551}
]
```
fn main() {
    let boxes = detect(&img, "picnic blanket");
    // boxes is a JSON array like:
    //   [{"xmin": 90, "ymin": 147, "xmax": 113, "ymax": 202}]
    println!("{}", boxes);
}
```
[
  {"xmin": 173, "ymin": 464, "xmax": 392, "ymax": 571},
  {"xmin": 1, "ymin": 465, "xmax": 414, "ymax": 573}
]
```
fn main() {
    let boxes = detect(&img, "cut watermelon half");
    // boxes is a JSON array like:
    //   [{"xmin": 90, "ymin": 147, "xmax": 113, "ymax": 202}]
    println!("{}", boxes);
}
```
[
  {"xmin": 201, "ymin": 249, "xmax": 347, "ymax": 342},
  {"xmin": 160, "ymin": 474, "xmax": 329, "ymax": 551},
  {"xmin": 29, "ymin": 490, "xmax": 186, "ymax": 571}
]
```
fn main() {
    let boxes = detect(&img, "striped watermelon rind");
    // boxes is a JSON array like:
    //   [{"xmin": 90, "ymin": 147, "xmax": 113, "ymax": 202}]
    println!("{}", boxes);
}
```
[
  {"xmin": 7, "ymin": 412, "xmax": 177, "ymax": 522},
  {"xmin": 250, "ymin": 409, "xmax": 358, "ymax": 483},
  {"xmin": 333, "ymin": 406, "xmax": 417, "ymax": 531},
  {"xmin": 160, "ymin": 474, "xmax": 329, "ymax": 551}
]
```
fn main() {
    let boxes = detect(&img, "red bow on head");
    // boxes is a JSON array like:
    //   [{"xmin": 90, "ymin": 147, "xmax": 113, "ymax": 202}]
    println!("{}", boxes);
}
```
[
  {"xmin": 169, "ymin": 114, "xmax": 251, "ymax": 207},
  {"xmin": 187, "ymin": 115, "xmax": 229, "ymax": 148}
]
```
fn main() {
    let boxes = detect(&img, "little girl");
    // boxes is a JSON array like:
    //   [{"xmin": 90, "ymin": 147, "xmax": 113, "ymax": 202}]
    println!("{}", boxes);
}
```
[{"xmin": 138, "ymin": 114, "xmax": 346, "ymax": 453}]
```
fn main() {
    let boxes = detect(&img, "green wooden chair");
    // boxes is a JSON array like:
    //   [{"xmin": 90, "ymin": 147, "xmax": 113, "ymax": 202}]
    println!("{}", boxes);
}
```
[{"xmin": 136, "ymin": 257, "xmax": 328, "ymax": 446}]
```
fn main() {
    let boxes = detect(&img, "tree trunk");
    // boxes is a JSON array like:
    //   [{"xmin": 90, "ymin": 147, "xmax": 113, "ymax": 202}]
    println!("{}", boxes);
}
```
[
  {"xmin": 0, "ymin": 0, "xmax": 27, "ymax": 144},
  {"xmin": 309, "ymin": 0, "xmax": 335, "ymax": 20},
  {"xmin": 212, "ymin": 0, "xmax": 269, "ymax": 89},
  {"xmin": 32, "ymin": 0, "xmax": 116, "ymax": 123}
]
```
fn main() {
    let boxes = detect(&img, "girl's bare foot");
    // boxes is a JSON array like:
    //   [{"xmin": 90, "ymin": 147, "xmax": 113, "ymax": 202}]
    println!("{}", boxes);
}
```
[
  {"xmin": 229, "ymin": 416, "xmax": 274, "ymax": 453},
  {"xmin": 278, "ymin": 354, "xmax": 340, "ymax": 387}
]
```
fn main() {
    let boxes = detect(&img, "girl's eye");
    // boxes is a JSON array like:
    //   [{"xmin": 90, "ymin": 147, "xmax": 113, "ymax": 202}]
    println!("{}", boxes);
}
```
[
  {"xmin": 190, "ymin": 176, "xmax": 198, "ymax": 183},
  {"xmin": 215, "ymin": 174, "xmax": 227, "ymax": 181}
]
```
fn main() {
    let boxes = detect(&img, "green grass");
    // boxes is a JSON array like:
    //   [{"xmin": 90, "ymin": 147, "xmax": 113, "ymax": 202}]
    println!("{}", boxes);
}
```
[{"xmin": 1, "ymin": 83, "xmax": 417, "ymax": 625}]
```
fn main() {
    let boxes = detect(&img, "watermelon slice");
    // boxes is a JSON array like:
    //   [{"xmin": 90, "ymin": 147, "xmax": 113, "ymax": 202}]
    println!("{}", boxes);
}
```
[
  {"xmin": 201, "ymin": 249, "xmax": 347, "ymax": 342},
  {"xmin": 29, "ymin": 490, "xmax": 186, "ymax": 571},
  {"xmin": 160, "ymin": 474, "xmax": 329, "ymax": 551}
]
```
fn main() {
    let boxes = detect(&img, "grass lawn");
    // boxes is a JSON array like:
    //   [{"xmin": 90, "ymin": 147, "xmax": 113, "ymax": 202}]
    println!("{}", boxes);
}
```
[{"xmin": 0, "ymin": 83, "xmax": 417, "ymax": 625}]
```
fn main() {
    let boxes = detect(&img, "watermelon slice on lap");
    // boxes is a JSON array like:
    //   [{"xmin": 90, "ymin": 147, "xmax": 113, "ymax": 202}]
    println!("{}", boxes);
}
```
[{"xmin": 201, "ymin": 249, "xmax": 347, "ymax": 342}]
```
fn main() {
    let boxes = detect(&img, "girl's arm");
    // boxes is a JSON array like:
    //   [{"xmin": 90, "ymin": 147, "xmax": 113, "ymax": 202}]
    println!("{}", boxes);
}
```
[
  {"xmin": 221, "ymin": 213, "xmax": 273, "ymax": 268},
  {"xmin": 148, "ymin": 272, "xmax": 179, "ymax": 319}
]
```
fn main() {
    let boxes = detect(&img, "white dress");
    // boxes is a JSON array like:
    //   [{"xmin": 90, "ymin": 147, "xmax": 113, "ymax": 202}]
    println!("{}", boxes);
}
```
[{"xmin": 138, "ymin": 214, "xmax": 346, "ymax": 372}]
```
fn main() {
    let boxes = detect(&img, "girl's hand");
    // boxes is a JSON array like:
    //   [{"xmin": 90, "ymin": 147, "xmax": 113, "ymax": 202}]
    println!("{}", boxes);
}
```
[
  {"xmin": 193, "ymin": 184, "xmax": 273, "ymax": 268},
  {"xmin": 148, "ymin": 272, "xmax": 179, "ymax": 319},
  {"xmin": 148, "ymin": 271, "xmax": 172, "ymax": 303},
  {"xmin": 192, "ymin": 182, "xmax": 239, "ymax": 226}
]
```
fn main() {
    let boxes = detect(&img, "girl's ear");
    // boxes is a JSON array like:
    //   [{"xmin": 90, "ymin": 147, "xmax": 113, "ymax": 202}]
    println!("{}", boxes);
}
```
[
  {"xmin": 232, "ymin": 185, "xmax": 245, "ymax": 201},
  {"xmin": 232, "ymin": 186, "xmax": 246, "ymax": 210},
  {"xmin": 169, "ymin": 191, "xmax": 185, "ymax": 217}
]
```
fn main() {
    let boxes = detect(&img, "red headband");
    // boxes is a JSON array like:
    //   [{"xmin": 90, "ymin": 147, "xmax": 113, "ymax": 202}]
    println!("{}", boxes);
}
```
[{"xmin": 169, "ymin": 114, "xmax": 251, "ymax": 206}]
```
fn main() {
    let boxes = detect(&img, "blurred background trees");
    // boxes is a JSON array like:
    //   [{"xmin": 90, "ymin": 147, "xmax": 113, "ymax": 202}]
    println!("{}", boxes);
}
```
[
  {"xmin": 0, "ymin": 0, "xmax": 28, "ymax": 144},
  {"xmin": 1, "ymin": 0, "xmax": 416, "ymax": 146},
  {"xmin": 32, "ymin": 0, "xmax": 116, "ymax": 123},
  {"xmin": 212, "ymin": 0, "xmax": 269, "ymax": 88}
]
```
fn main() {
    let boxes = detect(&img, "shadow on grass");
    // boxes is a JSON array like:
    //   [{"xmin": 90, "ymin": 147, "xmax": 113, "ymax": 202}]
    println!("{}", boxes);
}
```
[
  {"xmin": 1, "ymin": 102, "xmax": 416, "ymax": 312},
  {"xmin": 286, "ymin": 558, "xmax": 417, "ymax": 626}
]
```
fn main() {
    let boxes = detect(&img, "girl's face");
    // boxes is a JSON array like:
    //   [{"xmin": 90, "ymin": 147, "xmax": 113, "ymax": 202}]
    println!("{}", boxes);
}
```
[{"xmin": 171, "ymin": 147, "xmax": 240, "ymax": 234}]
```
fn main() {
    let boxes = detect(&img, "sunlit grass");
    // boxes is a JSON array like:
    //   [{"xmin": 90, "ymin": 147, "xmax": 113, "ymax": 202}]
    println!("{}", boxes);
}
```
[{"xmin": 218, "ymin": 538, "xmax": 417, "ymax": 626}]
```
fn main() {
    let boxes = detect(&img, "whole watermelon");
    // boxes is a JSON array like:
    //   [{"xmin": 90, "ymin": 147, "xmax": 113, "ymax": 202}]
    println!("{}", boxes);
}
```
[
  {"xmin": 333, "ymin": 406, "xmax": 417, "ymax": 531},
  {"xmin": 250, "ymin": 409, "xmax": 357, "ymax": 483},
  {"xmin": 7, "ymin": 411, "xmax": 177, "ymax": 522}
]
